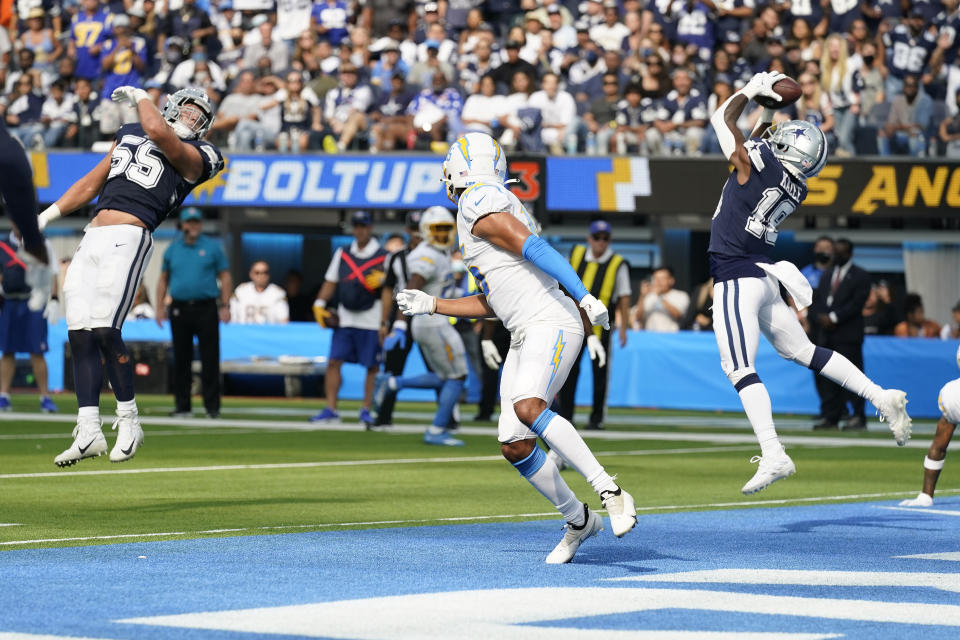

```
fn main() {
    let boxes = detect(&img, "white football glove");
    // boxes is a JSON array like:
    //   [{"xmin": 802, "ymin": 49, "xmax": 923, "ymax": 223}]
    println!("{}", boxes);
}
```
[
  {"xmin": 586, "ymin": 334, "xmax": 606, "ymax": 368},
  {"xmin": 741, "ymin": 71, "xmax": 787, "ymax": 102},
  {"xmin": 44, "ymin": 298, "xmax": 61, "ymax": 324},
  {"xmin": 481, "ymin": 339, "xmax": 502, "ymax": 370},
  {"xmin": 396, "ymin": 289, "xmax": 437, "ymax": 316},
  {"xmin": 111, "ymin": 85, "xmax": 148, "ymax": 107},
  {"xmin": 38, "ymin": 204, "xmax": 61, "ymax": 231},
  {"xmin": 579, "ymin": 293, "xmax": 610, "ymax": 330}
]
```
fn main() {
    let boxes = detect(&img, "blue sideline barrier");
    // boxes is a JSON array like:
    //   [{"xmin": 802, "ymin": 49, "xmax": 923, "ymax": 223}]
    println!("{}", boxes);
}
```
[{"xmin": 44, "ymin": 322, "xmax": 957, "ymax": 418}]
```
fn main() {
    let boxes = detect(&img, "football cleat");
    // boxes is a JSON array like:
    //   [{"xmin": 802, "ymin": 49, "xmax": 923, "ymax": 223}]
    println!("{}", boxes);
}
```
[
  {"xmin": 0, "ymin": 396, "xmax": 10, "ymax": 412},
  {"xmin": 423, "ymin": 430, "xmax": 464, "ymax": 447},
  {"xmin": 899, "ymin": 493, "xmax": 933, "ymax": 507},
  {"xmin": 54, "ymin": 419, "xmax": 107, "ymax": 467},
  {"xmin": 372, "ymin": 374, "xmax": 393, "ymax": 414},
  {"xmin": 600, "ymin": 487, "xmax": 637, "ymax": 537},
  {"xmin": 742, "ymin": 451, "xmax": 796, "ymax": 495},
  {"xmin": 545, "ymin": 504, "xmax": 603, "ymax": 564},
  {"xmin": 876, "ymin": 389, "xmax": 911, "ymax": 446},
  {"xmin": 40, "ymin": 396, "xmax": 57, "ymax": 413},
  {"xmin": 110, "ymin": 411, "xmax": 144, "ymax": 463},
  {"xmin": 359, "ymin": 408, "xmax": 374, "ymax": 428},
  {"xmin": 309, "ymin": 408, "xmax": 340, "ymax": 423}
]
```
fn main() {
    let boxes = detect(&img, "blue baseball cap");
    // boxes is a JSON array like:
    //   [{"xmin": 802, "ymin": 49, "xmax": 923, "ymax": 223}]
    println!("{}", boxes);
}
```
[
  {"xmin": 180, "ymin": 207, "xmax": 203, "ymax": 222},
  {"xmin": 589, "ymin": 220, "xmax": 611, "ymax": 235},
  {"xmin": 351, "ymin": 210, "xmax": 373, "ymax": 226}
]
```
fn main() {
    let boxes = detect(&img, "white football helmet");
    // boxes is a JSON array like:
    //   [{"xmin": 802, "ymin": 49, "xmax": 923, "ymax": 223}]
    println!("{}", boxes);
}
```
[
  {"xmin": 161, "ymin": 87, "xmax": 215, "ymax": 140},
  {"xmin": 765, "ymin": 120, "xmax": 828, "ymax": 180},
  {"xmin": 441, "ymin": 132, "xmax": 508, "ymax": 204},
  {"xmin": 420, "ymin": 206, "xmax": 456, "ymax": 250},
  {"xmin": 956, "ymin": 343, "xmax": 959, "ymax": 371}
]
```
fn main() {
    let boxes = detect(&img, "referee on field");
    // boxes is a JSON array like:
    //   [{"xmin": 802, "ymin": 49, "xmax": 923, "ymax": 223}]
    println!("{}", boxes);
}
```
[
  {"xmin": 155, "ymin": 208, "xmax": 232, "ymax": 418},
  {"xmin": 557, "ymin": 220, "xmax": 631, "ymax": 430}
]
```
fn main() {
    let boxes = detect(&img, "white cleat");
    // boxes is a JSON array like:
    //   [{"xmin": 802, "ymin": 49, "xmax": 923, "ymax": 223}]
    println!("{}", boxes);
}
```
[
  {"xmin": 899, "ymin": 492, "xmax": 933, "ymax": 507},
  {"xmin": 877, "ymin": 389, "xmax": 911, "ymax": 446},
  {"xmin": 110, "ymin": 411, "xmax": 144, "ymax": 463},
  {"xmin": 600, "ymin": 487, "xmax": 637, "ymax": 537},
  {"xmin": 54, "ymin": 419, "xmax": 107, "ymax": 467},
  {"xmin": 741, "ymin": 451, "xmax": 796, "ymax": 495},
  {"xmin": 545, "ymin": 504, "xmax": 603, "ymax": 564}
]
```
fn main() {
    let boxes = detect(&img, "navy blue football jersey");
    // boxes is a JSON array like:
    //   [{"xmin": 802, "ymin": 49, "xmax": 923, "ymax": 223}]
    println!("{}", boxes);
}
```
[
  {"xmin": 95, "ymin": 124, "xmax": 223, "ymax": 231},
  {"xmin": 708, "ymin": 138, "xmax": 808, "ymax": 282},
  {"xmin": 882, "ymin": 25, "xmax": 937, "ymax": 79}
]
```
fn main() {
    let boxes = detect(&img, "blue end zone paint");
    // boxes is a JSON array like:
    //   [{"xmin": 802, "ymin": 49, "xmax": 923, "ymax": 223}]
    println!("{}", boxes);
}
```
[{"xmin": 1, "ymin": 499, "xmax": 959, "ymax": 639}]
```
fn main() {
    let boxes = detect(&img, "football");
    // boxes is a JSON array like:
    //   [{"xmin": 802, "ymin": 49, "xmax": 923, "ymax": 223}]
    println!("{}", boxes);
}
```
[{"xmin": 753, "ymin": 77, "xmax": 802, "ymax": 109}]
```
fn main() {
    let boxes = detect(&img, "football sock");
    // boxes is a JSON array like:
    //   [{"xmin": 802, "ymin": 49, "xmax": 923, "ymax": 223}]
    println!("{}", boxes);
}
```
[
  {"xmin": 530, "ymin": 408, "xmax": 618, "ymax": 494},
  {"xmin": 818, "ymin": 350, "xmax": 882, "ymax": 405},
  {"xmin": 92, "ymin": 328, "xmax": 135, "ymax": 403},
  {"xmin": 433, "ymin": 378, "xmax": 463, "ymax": 428},
  {"xmin": 511, "ymin": 445, "xmax": 583, "ymax": 525},
  {"xmin": 117, "ymin": 399, "xmax": 137, "ymax": 414},
  {"xmin": 77, "ymin": 406, "xmax": 99, "ymax": 421},
  {"xmin": 738, "ymin": 381, "xmax": 783, "ymax": 457},
  {"xmin": 395, "ymin": 372, "xmax": 442, "ymax": 391},
  {"xmin": 68, "ymin": 329, "xmax": 103, "ymax": 408},
  {"xmin": 546, "ymin": 448, "xmax": 566, "ymax": 469}
]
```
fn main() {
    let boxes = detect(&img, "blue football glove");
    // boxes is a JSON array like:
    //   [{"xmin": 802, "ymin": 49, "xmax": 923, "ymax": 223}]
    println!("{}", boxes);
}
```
[{"xmin": 383, "ymin": 327, "xmax": 407, "ymax": 351}]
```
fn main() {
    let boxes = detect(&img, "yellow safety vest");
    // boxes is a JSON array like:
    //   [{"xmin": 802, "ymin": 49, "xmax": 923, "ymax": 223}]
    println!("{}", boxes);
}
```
[{"xmin": 570, "ymin": 245, "xmax": 626, "ymax": 338}]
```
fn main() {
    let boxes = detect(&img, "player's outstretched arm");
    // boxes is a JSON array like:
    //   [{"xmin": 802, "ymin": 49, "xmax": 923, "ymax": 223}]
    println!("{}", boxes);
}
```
[
  {"xmin": 472, "ymin": 211, "xmax": 609, "ymax": 328},
  {"xmin": 711, "ymin": 72, "xmax": 785, "ymax": 184},
  {"xmin": 39, "ymin": 144, "xmax": 116, "ymax": 227},
  {"xmin": 113, "ymin": 86, "xmax": 205, "ymax": 183},
  {"xmin": 397, "ymin": 289, "xmax": 496, "ymax": 319}
]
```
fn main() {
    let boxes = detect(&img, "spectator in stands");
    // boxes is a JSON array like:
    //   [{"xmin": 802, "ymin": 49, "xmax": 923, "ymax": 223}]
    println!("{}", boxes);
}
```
[
  {"xmin": 613, "ymin": 83, "xmax": 652, "ymax": 155},
  {"xmin": 878, "ymin": 74, "xmax": 932, "ymax": 156},
  {"xmin": 654, "ymin": 68, "xmax": 708, "ymax": 156},
  {"xmin": 418, "ymin": 22, "xmax": 456, "ymax": 66},
  {"xmin": 557, "ymin": 219, "xmax": 631, "ymax": 431},
  {"xmin": 583, "ymin": 71, "xmax": 621, "ymax": 154},
  {"xmin": 821, "ymin": 33, "xmax": 859, "ymax": 156},
  {"xmin": 460, "ymin": 74, "xmax": 507, "ymax": 136},
  {"xmin": 3, "ymin": 74, "xmax": 45, "ymax": 149},
  {"xmin": 99, "ymin": 14, "xmax": 148, "ymax": 137},
  {"xmin": 635, "ymin": 266, "xmax": 689, "ymax": 332},
  {"xmin": 528, "ymin": 71, "xmax": 577, "ymax": 154},
  {"xmin": 323, "ymin": 63, "xmax": 373, "ymax": 151},
  {"xmin": 259, "ymin": 71, "xmax": 323, "ymax": 152},
  {"xmin": 212, "ymin": 70, "xmax": 276, "ymax": 150},
  {"xmin": 408, "ymin": 39, "xmax": 455, "ymax": 87},
  {"xmin": 63, "ymin": 77, "xmax": 98, "ymax": 149},
  {"xmin": 863, "ymin": 280, "xmax": 897, "ymax": 336},
  {"xmin": 231, "ymin": 261, "xmax": 290, "ymax": 325},
  {"xmin": 940, "ymin": 89, "xmax": 960, "ymax": 157},
  {"xmin": 793, "ymin": 71, "xmax": 836, "ymax": 148},
  {"xmin": 500, "ymin": 70, "xmax": 539, "ymax": 151},
  {"xmin": 156, "ymin": 208, "xmax": 232, "ymax": 419},
  {"xmin": 314, "ymin": 0, "xmax": 350, "ymax": 46},
  {"xmin": 894, "ymin": 293, "xmax": 943, "ymax": 337},
  {"xmin": 590, "ymin": 3, "xmax": 629, "ymax": 52},
  {"xmin": 801, "ymin": 236, "xmax": 835, "ymax": 289},
  {"xmin": 168, "ymin": 53, "xmax": 227, "ymax": 102},
  {"xmin": 369, "ymin": 72, "xmax": 415, "ymax": 151},
  {"xmin": 689, "ymin": 277, "xmax": 715, "ymax": 332},
  {"xmin": 941, "ymin": 301, "xmax": 960, "ymax": 339},
  {"xmin": 69, "ymin": 0, "xmax": 111, "ymax": 83},
  {"xmin": 881, "ymin": 7, "xmax": 937, "ymax": 98},
  {"xmin": 311, "ymin": 210, "xmax": 387, "ymax": 428},
  {"xmin": 856, "ymin": 41, "xmax": 886, "ymax": 123},
  {"xmin": 673, "ymin": 0, "xmax": 715, "ymax": 63},
  {"xmin": 20, "ymin": 8, "xmax": 61, "ymax": 76},
  {"xmin": 809, "ymin": 238, "xmax": 872, "ymax": 431},
  {"xmin": 370, "ymin": 39, "xmax": 409, "ymax": 90},
  {"xmin": 242, "ymin": 18, "xmax": 291, "ymax": 74},
  {"xmin": 160, "ymin": 0, "xmax": 218, "ymax": 58},
  {"xmin": 458, "ymin": 36, "xmax": 499, "ymax": 94},
  {"xmin": 487, "ymin": 39, "xmax": 538, "ymax": 92},
  {"xmin": 39, "ymin": 80, "xmax": 75, "ymax": 149},
  {"xmin": 406, "ymin": 70, "xmax": 463, "ymax": 149},
  {"xmin": 547, "ymin": 4, "xmax": 576, "ymax": 51}
]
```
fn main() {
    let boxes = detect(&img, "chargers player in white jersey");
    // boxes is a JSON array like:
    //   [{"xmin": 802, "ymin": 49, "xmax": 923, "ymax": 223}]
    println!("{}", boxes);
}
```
[
  {"xmin": 708, "ymin": 72, "xmax": 912, "ymax": 494},
  {"xmin": 900, "ymin": 345, "xmax": 960, "ymax": 507},
  {"xmin": 374, "ymin": 206, "xmax": 469, "ymax": 446},
  {"xmin": 397, "ymin": 132, "xmax": 637, "ymax": 564}
]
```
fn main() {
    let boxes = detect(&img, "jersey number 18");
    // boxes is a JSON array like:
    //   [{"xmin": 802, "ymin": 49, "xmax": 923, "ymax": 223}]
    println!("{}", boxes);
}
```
[{"xmin": 745, "ymin": 187, "xmax": 795, "ymax": 246}]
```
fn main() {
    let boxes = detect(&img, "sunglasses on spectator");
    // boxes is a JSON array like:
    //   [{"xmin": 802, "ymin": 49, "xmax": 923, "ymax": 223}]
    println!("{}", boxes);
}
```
[{"xmin": 591, "ymin": 234, "xmax": 611, "ymax": 242}]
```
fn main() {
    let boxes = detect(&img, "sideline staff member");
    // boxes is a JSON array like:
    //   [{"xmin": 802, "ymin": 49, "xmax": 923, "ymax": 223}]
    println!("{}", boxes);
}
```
[
  {"xmin": 557, "ymin": 220, "xmax": 631, "ymax": 430},
  {"xmin": 156, "ymin": 208, "xmax": 232, "ymax": 418}
]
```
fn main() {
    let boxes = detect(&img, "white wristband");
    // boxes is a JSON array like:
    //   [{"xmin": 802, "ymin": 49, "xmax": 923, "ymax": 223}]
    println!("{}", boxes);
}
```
[
  {"xmin": 392, "ymin": 320, "xmax": 407, "ymax": 331},
  {"xmin": 314, "ymin": 299, "xmax": 326, "ymax": 309},
  {"xmin": 924, "ymin": 456, "xmax": 945, "ymax": 470},
  {"xmin": 132, "ymin": 88, "xmax": 149, "ymax": 104}
]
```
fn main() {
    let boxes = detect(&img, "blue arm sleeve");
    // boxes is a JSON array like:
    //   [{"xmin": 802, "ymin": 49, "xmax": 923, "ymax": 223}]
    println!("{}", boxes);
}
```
[{"xmin": 521, "ymin": 235, "xmax": 589, "ymax": 302}]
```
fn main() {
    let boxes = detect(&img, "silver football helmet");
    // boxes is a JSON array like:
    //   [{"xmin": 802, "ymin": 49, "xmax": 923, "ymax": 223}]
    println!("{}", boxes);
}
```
[
  {"xmin": 765, "ymin": 120, "xmax": 828, "ymax": 180},
  {"xmin": 161, "ymin": 87, "xmax": 215, "ymax": 140}
]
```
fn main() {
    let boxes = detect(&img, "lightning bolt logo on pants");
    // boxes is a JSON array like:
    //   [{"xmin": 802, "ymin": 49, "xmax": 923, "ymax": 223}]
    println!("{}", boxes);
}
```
[{"xmin": 547, "ymin": 330, "xmax": 565, "ymax": 388}]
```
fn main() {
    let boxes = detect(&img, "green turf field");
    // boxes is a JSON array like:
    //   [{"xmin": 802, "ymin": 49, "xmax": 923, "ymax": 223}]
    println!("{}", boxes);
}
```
[{"xmin": 0, "ymin": 394, "xmax": 951, "ymax": 551}]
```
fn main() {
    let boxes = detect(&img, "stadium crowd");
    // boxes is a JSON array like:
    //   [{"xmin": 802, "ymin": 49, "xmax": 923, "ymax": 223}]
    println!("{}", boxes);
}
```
[{"xmin": 2, "ymin": 0, "xmax": 960, "ymax": 157}]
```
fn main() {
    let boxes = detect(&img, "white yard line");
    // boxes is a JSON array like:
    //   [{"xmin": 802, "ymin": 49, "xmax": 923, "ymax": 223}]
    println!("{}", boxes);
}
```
[
  {"xmin": 0, "ymin": 446, "xmax": 757, "ymax": 480},
  {"xmin": 3, "ymin": 489, "xmax": 958, "ymax": 548}
]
